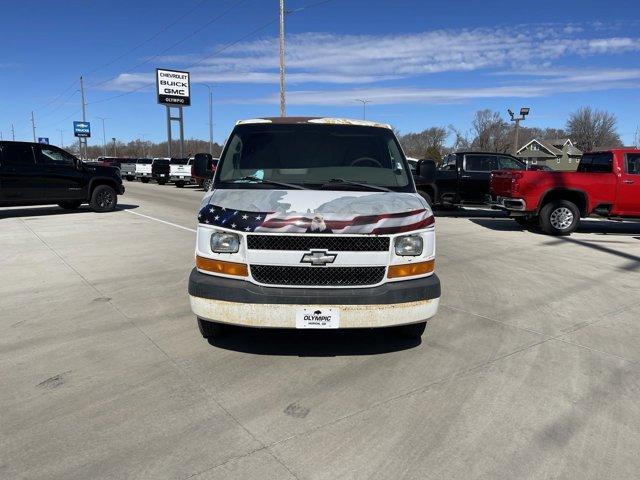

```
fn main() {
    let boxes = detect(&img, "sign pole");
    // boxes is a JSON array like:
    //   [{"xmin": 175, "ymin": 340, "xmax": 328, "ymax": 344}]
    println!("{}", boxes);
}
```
[
  {"xmin": 179, "ymin": 106, "xmax": 184, "ymax": 158},
  {"xmin": 166, "ymin": 105, "xmax": 172, "ymax": 158}
]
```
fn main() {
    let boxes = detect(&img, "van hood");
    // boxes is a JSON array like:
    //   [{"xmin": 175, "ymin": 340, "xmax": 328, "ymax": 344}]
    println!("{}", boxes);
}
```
[{"xmin": 198, "ymin": 189, "xmax": 433, "ymax": 235}]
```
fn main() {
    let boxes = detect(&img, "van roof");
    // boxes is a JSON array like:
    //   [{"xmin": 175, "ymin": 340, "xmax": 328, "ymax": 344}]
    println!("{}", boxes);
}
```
[{"xmin": 235, "ymin": 117, "xmax": 392, "ymax": 130}]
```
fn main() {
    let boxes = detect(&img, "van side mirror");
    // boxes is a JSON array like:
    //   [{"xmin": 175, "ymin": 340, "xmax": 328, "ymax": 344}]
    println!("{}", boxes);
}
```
[{"xmin": 417, "ymin": 159, "xmax": 436, "ymax": 183}]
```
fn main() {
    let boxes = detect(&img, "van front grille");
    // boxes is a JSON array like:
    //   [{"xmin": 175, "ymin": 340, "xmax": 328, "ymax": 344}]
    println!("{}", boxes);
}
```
[
  {"xmin": 250, "ymin": 265, "xmax": 385, "ymax": 287},
  {"xmin": 247, "ymin": 235, "xmax": 389, "ymax": 252}
]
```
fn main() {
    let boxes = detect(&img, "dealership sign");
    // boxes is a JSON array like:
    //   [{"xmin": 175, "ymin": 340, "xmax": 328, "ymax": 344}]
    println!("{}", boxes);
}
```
[
  {"xmin": 73, "ymin": 121, "xmax": 91, "ymax": 138},
  {"xmin": 156, "ymin": 68, "xmax": 191, "ymax": 106}
]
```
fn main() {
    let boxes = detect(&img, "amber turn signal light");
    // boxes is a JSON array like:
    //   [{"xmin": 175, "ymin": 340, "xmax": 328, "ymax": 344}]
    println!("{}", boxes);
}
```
[
  {"xmin": 196, "ymin": 256, "xmax": 248, "ymax": 277},
  {"xmin": 387, "ymin": 260, "xmax": 435, "ymax": 279}
]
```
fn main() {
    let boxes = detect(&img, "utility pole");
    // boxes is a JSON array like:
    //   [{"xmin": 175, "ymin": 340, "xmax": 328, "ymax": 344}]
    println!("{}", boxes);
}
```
[
  {"xmin": 58, "ymin": 129, "xmax": 64, "ymax": 147},
  {"xmin": 198, "ymin": 84, "xmax": 214, "ymax": 155},
  {"xmin": 508, "ymin": 107, "xmax": 530, "ymax": 155},
  {"xmin": 97, "ymin": 117, "xmax": 108, "ymax": 156},
  {"xmin": 112, "ymin": 137, "xmax": 117, "ymax": 156},
  {"xmin": 279, "ymin": 0, "xmax": 286, "ymax": 117},
  {"xmin": 31, "ymin": 111, "xmax": 36, "ymax": 142},
  {"xmin": 355, "ymin": 99, "xmax": 371, "ymax": 120},
  {"xmin": 11, "ymin": 123, "xmax": 15, "ymax": 141},
  {"xmin": 80, "ymin": 75, "xmax": 87, "ymax": 159}
]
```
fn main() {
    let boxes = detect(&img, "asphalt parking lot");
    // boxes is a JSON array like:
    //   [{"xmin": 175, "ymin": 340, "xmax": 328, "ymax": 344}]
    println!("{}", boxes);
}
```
[{"xmin": 2, "ymin": 182, "xmax": 640, "ymax": 480}]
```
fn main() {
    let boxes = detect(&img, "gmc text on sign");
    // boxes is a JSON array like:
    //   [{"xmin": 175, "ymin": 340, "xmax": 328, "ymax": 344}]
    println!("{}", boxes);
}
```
[{"xmin": 156, "ymin": 68, "xmax": 191, "ymax": 106}]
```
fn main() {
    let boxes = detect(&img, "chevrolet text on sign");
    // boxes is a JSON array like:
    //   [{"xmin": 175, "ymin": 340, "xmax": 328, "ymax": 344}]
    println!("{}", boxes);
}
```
[{"xmin": 156, "ymin": 68, "xmax": 191, "ymax": 106}]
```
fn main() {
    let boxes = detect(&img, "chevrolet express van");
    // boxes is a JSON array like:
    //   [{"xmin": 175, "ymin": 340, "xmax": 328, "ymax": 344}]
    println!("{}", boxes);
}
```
[{"xmin": 188, "ymin": 118, "xmax": 441, "ymax": 339}]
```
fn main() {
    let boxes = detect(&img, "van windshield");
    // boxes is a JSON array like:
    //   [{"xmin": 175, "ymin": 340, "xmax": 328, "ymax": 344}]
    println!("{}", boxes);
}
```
[{"xmin": 216, "ymin": 124, "xmax": 412, "ymax": 192}]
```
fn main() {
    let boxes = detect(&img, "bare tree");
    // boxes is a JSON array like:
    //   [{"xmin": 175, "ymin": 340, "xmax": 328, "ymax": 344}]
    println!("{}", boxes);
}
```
[
  {"xmin": 470, "ymin": 110, "xmax": 511, "ymax": 152},
  {"xmin": 82, "ymin": 138, "xmax": 223, "ymax": 160},
  {"xmin": 398, "ymin": 126, "xmax": 448, "ymax": 160},
  {"xmin": 448, "ymin": 125, "xmax": 471, "ymax": 151},
  {"xmin": 566, "ymin": 107, "xmax": 622, "ymax": 151}
]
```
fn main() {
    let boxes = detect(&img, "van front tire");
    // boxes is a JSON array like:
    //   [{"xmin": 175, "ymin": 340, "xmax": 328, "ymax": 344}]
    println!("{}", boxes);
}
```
[
  {"xmin": 90, "ymin": 185, "xmax": 117, "ymax": 212},
  {"xmin": 198, "ymin": 318, "xmax": 230, "ymax": 339}
]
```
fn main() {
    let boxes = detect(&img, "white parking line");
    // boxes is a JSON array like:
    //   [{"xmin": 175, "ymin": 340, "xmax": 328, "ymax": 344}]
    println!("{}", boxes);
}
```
[{"xmin": 122, "ymin": 209, "xmax": 197, "ymax": 233}]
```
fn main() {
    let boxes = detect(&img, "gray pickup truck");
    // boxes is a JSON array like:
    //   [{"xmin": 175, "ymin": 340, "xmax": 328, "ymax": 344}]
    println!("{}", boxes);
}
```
[{"xmin": 120, "ymin": 159, "xmax": 137, "ymax": 181}]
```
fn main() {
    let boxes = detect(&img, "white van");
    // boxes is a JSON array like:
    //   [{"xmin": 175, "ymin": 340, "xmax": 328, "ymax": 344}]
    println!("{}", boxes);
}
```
[{"xmin": 188, "ymin": 117, "xmax": 440, "ymax": 339}]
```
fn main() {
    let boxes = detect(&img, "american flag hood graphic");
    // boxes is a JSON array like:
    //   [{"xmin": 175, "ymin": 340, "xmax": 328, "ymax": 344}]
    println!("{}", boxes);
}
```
[{"xmin": 197, "ymin": 190, "xmax": 434, "ymax": 235}]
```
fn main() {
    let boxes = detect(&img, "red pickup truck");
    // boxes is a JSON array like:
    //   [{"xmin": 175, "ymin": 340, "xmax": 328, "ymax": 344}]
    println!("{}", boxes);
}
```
[{"xmin": 491, "ymin": 149, "xmax": 640, "ymax": 235}]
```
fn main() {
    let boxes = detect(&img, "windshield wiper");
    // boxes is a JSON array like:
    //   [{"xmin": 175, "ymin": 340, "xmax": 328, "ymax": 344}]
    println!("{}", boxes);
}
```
[
  {"xmin": 233, "ymin": 175, "xmax": 308, "ymax": 190},
  {"xmin": 320, "ymin": 178, "xmax": 392, "ymax": 192}
]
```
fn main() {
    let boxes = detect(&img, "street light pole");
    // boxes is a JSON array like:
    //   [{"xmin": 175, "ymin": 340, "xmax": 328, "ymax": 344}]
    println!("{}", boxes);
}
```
[
  {"xmin": 355, "ymin": 99, "xmax": 371, "ymax": 120},
  {"xmin": 80, "ymin": 75, "xmax": 87, "ymax": 159},
  {"xmin": 97, "ymin": 117, "xmax": 108, "ymax": 156},
  {"xmin": 279, "ymin": 0, "xmax": 286, "ymax": 117},
  {"xmin": 112, "ymin": 137, "xmax": 117, "ymax": 156},
  {"xmin": 11, "ymin": 123, "xmax": 15, "ymax": 141},
  {"xmin": 198, "ymin": 84, "xmax": 214, "ymax": 155},
  {"xmin": 58, "ymin": 129, "xmax": 64, "ymax": 147},
  {"xmin": 508, "ymin": 107, "xmax": 530, "ymax": 155}
]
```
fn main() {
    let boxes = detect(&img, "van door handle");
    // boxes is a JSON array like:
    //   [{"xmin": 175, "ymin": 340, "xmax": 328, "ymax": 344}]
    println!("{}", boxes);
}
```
[{"xmin": 623, "ymin": 180, "xmax": 635, "ymax": 184}]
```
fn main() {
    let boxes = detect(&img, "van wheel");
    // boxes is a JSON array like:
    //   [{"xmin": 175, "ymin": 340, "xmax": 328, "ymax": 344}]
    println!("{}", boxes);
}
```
[
  {"xmin": 197, "ymin": 318, "xmax": 230, "ymax": 339},
  {"xmin": 175, "ymin": 180, "xmax": 185, "ymax": 188},
  {"xmin": 540, "ymin": 200, "xmax": 579, "ymax": 235},
  {"xmin": 141, "ymin": 178, "xmax": 150, "ymax": 183},
  {"xmin": 394, "ymin": 321, "xmax": 427, "ymax": 339},
  {"xmin": 58, "ymin": 200, "xmax": 82, "ymax": 210},
  {"xmin": 202, "ymin": 178, "xmax": 213, "ymax": 191},
  {"xmin": 157, "ymin": 180, "xmax": 167, "ymax": 185},
  {"xmin": 90, "ymin": 185, "xmax": 117, "ymax": 212},
  {"xmin": 126, "ymin": 176, "xmax": 135, "ymax": 181}
]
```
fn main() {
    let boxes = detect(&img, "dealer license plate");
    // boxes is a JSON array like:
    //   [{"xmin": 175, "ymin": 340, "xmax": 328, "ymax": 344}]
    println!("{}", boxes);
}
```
[{"xmin": 295, "ymin": 308, "xmax": 340, "ymax": 329}]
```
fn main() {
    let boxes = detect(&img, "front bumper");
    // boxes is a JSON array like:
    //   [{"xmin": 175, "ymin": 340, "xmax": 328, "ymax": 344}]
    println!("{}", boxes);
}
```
[{"xmin": 188, "ymin": 268, "xmax": 441, "ymax": 328}]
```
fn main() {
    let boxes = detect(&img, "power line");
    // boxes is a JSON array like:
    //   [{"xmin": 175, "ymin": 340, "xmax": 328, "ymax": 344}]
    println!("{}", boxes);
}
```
[
  {"xmin": 84, "ymin": 0, "xmax": 210, "ymax": 78},
  {"xmin": 88, "ymin": 16, "xmax": 278, "ymax": 106},
  {"xmin": 33, "ymin": 79, "xmax": 78, "ymax": 113},
  {"xmin": 87, "ymin": 0, "xmax": 249, "ymax": 90}
]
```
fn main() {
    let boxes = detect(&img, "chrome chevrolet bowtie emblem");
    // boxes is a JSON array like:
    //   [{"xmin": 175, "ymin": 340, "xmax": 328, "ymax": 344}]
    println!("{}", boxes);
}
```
[{"xmin": 300, "ymin": 250, "xmax": 337, "ymax": 266}]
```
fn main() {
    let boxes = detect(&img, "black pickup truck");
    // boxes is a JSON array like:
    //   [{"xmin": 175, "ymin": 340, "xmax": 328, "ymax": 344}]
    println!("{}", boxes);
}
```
[
  {"xmin": 0, "ymin": 141, "xmax": 124, "ymax": 212},
  {"xmin": 414, "ymin": 151, "xmax": 525, "ymax": 207},
  {"xmin": 152, "ymin": 158, "xmax": 171, "ymax": 185}
]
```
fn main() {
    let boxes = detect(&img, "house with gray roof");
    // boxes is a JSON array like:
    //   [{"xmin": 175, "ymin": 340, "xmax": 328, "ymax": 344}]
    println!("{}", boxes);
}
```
[{"xmin": 516, "ymin": 138, "xmax": 582, "ymax": 170}]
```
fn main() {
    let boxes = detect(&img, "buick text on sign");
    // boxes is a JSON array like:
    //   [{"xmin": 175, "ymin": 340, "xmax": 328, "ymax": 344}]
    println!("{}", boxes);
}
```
[{"xmin": 156, "ymin": 68, "xmax": 191, "ymax": 106}]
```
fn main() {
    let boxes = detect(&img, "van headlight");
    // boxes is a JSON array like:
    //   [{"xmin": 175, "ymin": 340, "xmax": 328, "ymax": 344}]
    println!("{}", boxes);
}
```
[
  {"xmin": 211, "ymin": 232, "xmax": 240, "ymax": 253},
  {"xmin": 394, "ymin": 235, "xmax": 423, "ymax": 256}
]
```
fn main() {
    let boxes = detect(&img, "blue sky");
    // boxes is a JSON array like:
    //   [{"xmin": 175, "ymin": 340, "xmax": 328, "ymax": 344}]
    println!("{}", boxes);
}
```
[{"xmin": 1, "ymin": 0, "xmax": 639, "ymax": 147}]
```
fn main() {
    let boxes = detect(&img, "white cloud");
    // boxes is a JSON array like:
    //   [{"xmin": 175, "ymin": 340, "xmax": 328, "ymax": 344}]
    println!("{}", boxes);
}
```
[
  {"xmin": 231, "ymin": 70, "xmax": 640, "ymax": 106},
  {"xmin": 103, "ymin": 23, "xmax": 640, "ymax": 92}
]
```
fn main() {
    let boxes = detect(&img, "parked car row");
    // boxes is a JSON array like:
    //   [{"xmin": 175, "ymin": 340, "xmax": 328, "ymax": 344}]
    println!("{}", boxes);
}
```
[
  {"xmin": 109, "ymin": 155, "xmax": 219, "ymax": 189},
  {"xmin": 410, "ymin": 148, "xmax": 640, "ymax": 236}
]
